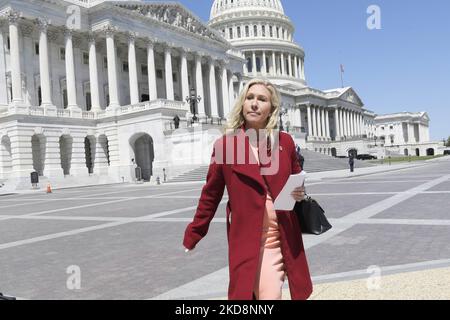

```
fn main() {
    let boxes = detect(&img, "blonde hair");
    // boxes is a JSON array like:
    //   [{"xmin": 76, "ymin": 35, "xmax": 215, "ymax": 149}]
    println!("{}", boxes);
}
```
[{"xmin": 226, "ymin": 78, "xmax": 281, "ymax": 134}]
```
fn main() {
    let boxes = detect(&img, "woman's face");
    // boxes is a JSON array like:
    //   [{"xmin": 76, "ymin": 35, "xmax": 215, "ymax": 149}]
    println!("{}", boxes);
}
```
[{"xmin": 242, "ymin": 84, "xmax": 273, "ymax": 130}]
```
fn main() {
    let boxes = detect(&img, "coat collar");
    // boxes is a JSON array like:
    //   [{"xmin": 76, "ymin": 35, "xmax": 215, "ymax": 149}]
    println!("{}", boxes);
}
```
[{"xmin": 230, "ymin": 126, "xmax": 281, "ymax": 192}]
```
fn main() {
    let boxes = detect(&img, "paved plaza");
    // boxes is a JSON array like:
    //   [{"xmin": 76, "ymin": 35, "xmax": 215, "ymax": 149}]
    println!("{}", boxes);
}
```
[{"xmin": 0, "ymin": 157, "xmax": 449, "ymax": 300}]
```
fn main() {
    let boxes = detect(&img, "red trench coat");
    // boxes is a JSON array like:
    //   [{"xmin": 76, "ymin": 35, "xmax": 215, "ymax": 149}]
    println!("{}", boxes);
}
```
[{"xmin": 183, "ymin": 129, "xmax": 313, "ymax": 300}]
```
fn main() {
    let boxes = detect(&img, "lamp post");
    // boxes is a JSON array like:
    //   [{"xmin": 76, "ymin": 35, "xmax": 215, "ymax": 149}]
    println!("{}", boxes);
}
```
[
  {"xmin": 186, "ymin": 87, "xmax": 201, "ymax": 123},
  {"xmin": 279, "ymin": 106, "xmax": 288, "ymax": 131}
]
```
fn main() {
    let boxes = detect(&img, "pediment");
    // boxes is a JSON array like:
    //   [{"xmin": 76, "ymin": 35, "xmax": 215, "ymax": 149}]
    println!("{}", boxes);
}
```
[
  {"xmin": 113, "ymin": 2, "xmax": 228, "ymax": 45},
  {"xmin": 339, "ymin": 88, "xmax": 364, "ymax": 106}
]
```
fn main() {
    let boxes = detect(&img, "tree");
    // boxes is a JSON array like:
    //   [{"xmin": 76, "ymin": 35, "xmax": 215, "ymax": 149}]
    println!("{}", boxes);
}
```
[{"xmin": 446, "ymin": 136, "xmax": 450, "ymax": 147}]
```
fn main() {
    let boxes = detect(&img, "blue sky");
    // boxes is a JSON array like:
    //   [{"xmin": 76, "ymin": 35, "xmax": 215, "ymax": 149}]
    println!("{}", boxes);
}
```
[{"xmin": 151, "ymin": 0, "xmax": 450, "ymax": 141}]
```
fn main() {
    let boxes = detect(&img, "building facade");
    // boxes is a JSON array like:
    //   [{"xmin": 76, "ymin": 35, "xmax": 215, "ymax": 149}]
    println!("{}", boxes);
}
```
[{"xmin": 0, "ymin": 0, "xmax": 444, "ymax": 191}]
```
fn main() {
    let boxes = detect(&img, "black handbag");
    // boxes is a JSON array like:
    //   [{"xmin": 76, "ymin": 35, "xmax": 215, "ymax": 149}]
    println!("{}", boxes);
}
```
[{"xmin": 294, "ymin": 194, "xmax": 332, "ymax": 235}]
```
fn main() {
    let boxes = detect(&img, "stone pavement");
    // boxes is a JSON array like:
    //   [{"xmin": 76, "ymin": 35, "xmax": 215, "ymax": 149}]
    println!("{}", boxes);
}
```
[{"xmin": 0, "ymin": 156, "xmax": 449, "ymax": 300}]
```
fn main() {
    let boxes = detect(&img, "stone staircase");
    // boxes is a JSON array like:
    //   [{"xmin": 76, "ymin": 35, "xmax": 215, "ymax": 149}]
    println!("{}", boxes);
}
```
[
  {"xmin": 300, "ymin": 149, "xmax": 375, "ymax": 173},
  {"xmin": 166, "ymin": 149, "xmax": 376, "ymax": 183}
]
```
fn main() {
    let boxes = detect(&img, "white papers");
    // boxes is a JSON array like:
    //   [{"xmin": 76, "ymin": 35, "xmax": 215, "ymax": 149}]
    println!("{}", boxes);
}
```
[{"xmin": 273, "ymin": 171, "xmax": 306, "ymax": 211}]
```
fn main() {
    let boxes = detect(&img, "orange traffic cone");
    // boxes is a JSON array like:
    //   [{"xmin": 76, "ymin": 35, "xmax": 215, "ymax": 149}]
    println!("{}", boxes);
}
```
[{"xmin": 46, "ymin": 183, "xmax": 52, "ymax": 194}]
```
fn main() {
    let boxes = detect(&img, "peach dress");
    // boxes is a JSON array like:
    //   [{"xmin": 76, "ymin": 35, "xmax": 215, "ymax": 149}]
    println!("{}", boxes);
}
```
[{"xmin": 250, "ymin": 143, "xmax": 286, "ymax": 300}]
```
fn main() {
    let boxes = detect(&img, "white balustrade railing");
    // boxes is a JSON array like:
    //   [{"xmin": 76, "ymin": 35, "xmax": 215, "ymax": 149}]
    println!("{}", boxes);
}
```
[{"xmin": 5, "ymin": 100, "xmax": 187, "ymax": 120}]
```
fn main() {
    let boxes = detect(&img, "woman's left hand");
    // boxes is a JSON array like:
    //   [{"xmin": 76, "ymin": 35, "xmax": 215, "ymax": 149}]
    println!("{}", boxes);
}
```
[{"xmin": 291, "ymin": 185, "xmax": 306, "ymax": 202}]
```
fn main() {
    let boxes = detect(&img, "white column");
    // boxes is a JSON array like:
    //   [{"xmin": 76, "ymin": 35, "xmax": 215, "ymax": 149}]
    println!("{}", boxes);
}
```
[
  {"xmin": 311, "ymin": 106, "xmax": 317, "ymax": 137},
  {"xmin": 208, "ymin": 59, "xmax": 219, "ymax": 118},
  {"xmin": 70, "ymin": 135, "xmax": 89, "ymax": 177},
  {"xmin": 147, "ymin": 41, "xmax": 157, "ymax": 101},
  {"xmin": 351, "ymin": 111, "xmax": 355, "ymax": 137},
  {"xmin": 320, "ymin": 107, "xmax": 326, "ymax": 138},
  {"xmin": 9, "ymin": 130, "xmax": 33, "ymax": 178},
  {"xmin": 340, "ymin": 109, "xmax": 345, "ymax": 137},
  {"xmin": 294, "ymin": 56, "xmax": 299, "ymax": 79},
  {"xmin": 0, "ymin": 27, "xmax": 7, "ymax": 105},
  {"xmin": 105, "ymin": 26, "xmax": 120, "ymax": 108},
  {"xmin": 301, "ymin": 58, "xmax": 305, "ymax": 80},
  {"xmin": 127, "ymin": 33, "xmax": 139, "ymax": 105},
  {"xmin": 307, "ymin": 105, "xmax": 313, "ymax": 137},
  {"xmin": 325, "ymin": 109, "xmax": 330, "ymax": 139},
  {"xmin": 35, "ymin": 18, "xmax": 53, "ymax": 107},
  {"xmin": 221, "ymin": 65, "xmax": 230, "ymax": 118},
  {"xmin": 280, "ymin": 52, "xmax": 286, "ymax": 76},
  {"xmin": 7, "ymin": 11, "xmax": 23, "ymax": 104},
  {"xmin": 195, "ymin": 54, "xmax": 205, "ymax": 116},
  {"xmin": 334, "ymin": 109, "xmax": 340, "ymax": 139},
  {"xmin": 252, "ymin": 51, "xmax": 257, "ymax": 76},
  {"xmin": 294, "ymin": 107, "xmax": 301, "ymax": 128},
  {"xmin": 180, "ymin": 50, "xmax": 189, "ymax": 105},
  {"xmin": 164, "ymin": 46, "xmax": 174, "ymax": 100},
  {"xmin": 345, "ymin": 110, "xmax": 350, "ymax": 137},
  {"xmin": 87, "ymin": 34, "xmax": 101, "ymax": 111},
  {"xmin": 228, "ymin": 71, "xmax": 235, "ymax": 113},
  {"xmin": 262, "ymin": 51, "xmax": 267, "ymax": 76},
  {"xmin": 43, "ymin": 133, "xmax": 64, "ymax": 178},
  {"xmin": 93, "ymin": 135, "xmax": 109, "ymax": 176},
  {"xmin": 271, "ymin": 52, "xmax": 276, "ymax": 76},
  {"xmin": 64, "ymin": 29, "xmax": 79, "ymax": 110},
  {"xmin": 243, "ymin": 52, "xmax": 249, "ymax": 75},
  {"xmin": 288, "ymin": 53, "xmax": 293, "ymax": 77}
]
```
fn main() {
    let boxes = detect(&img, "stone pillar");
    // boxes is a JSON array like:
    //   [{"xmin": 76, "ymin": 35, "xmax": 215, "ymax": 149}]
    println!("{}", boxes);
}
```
[
  {"xmin": 221, "ymin": 65, "xmax": 230, "ymax": 118},
  {"xmin": 9, "ymin": 130, "xmax": 33, "ymax": 178},
  {"xmin": 294, "ymin": 56, "xmax": 299, "ymax": 79},
  {"xmin": 350, "ymin": 111, "xmax": 355, "ymax": 137},
  {"xmin": 180, "ymin": 50, "xmax": 189, "ymax": 105},
  {"xmin": 87, "ymin": 33, "xmax": 101, "ymax": 111},
  {"xmin": 7, "ymin": 10, "xmax": 23, "ymax": 104},
  {"xmin": 325, "ymin": 109, "xmax": 330, "ymax": 139},
  {"xmin": 195, "ymin": 54, "xmax": 205, "ymax": 116},
  {"xmin": 252, "ymin": 51, "xmax": 257, "ymax": 76},
  {"xmin": 280, "ymin": 52, "xmax": 285, "ymax": 76},
  {"xmin": 271, "ymin": 52, "xmax": 276, "ymax": 76},
  {"xmin": 208, "ymin": 59, "xmax": 219, "ymax": 118},
  {"xmin": 301, "ymin": 58, "xmax": 305, "ymax": 80},
  {"xmin": 93, "ymin": 135, "xmax": 109, "ymax": 176},
  {"xmin": 43, "ymin": 133, "xmax": 64, "ymax": 178},
  {"xmin": 320, "ymin": 107, "xmax": 326, "ymax": 138},
  {"xmin": 262, "ymin": 51, "xmax": 267, "ymax": 76},
  {"xmin": 335, "ymin": 108, "xmax": 340, "ymax": 140},
  {"xmin": 288, "ymin": 53, "xmax": 293, "ymax": 77},
  {"xmin": 311, "ymin": 106, "xmax": 317, "ymax": 138},
  {"xmin": 164, "ymin": 46, "xmax": 174, "ymax": 100},
  {"xmin": 146, "ymin": 41, "xmax": 157, "ymax": 101},
  {"xmin": 104, "ymin": 26, "xmax": 120, "ymax": 108},
  {"xmin": 64, "ymin": 29, "xmax": 79, "ymax": 110},
  {"xmin": 127, "ymin": 32, "xmax": 139, "ymax": 105},
  {"xmin": 70, "ymin": 135, "xmax": 89, "ymax": 176},
  {"xmin": 228, "ymin": 71, "xmax": 235, "ymax": 112},
  {"xmin": 0, "ymin": 26, "xmax": 7, "ymax": 105},
  {"xmin": 36, "ymin": 18, "xmax": 53, "ymax": 107},
  {"xmin": 307, "ymin": 105, "xmax": 313, "ymax": 137}
]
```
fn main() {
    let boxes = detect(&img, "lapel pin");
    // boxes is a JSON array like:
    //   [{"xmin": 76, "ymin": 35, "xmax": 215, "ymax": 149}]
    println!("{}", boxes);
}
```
[{"xmin": 280, "ymin": 146, "xmax": 283, "ymax": 151}]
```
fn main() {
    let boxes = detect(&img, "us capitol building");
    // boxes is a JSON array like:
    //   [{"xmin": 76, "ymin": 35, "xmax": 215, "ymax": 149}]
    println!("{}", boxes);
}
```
[{"xmin": 0, "ymin": 0, "xmax": 444, "ymax": 190}]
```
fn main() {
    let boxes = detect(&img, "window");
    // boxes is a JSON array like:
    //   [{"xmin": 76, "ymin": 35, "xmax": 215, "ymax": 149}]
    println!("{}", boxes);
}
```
[
  {"xmin": 262, "ymin": 26, "xmax": 266, "ymax": 37},
  {"xmin": 35, "ymin": 42, "xmax": 39, "ymax": 55},
  {"xmin": 245, "ymin": 25, "xmax": 249, "ymax": 37},
  {"xmin": 60, "ymin": 47, "xmax": 65, "ymax": 61},
  {"xmin": 229, "ymin": 28, "xmax": 233, "ymax": 39},
  {"xmin": 237, "ymin": 26, "xmax": 241, "ymax": 38},
  {"xmin": 7, "ymin": 37, "xmax": 10, "ymax": 51},
  {"xmin": 389, "ymin": 125, "xmax": 393, "ymax": 130},
  {"xmin": 103, "ymin": 57, "xmax": 108, "ymax": 69},
  {"xmin": 173, "ymin": 73, "xmax": 177, "ymax": 82},
  {"xmin": 62, "ymin": 89, "xmax": 68, "ymax": 108},
  {"xmin": 269, "ymin": 26, "xmax": 273, "ymax": 37},
  {"xmin": 381, "ymin": 126, "xmax": 385, "ymax": 130},
  {"xmin": 83, "ymin": 52, "xmax": 89, "ymax": 65},
  {"xmin": 86, "ymin": 92, "xmax": 92, "ymax": 111},
  {"xmin": 122, "ymin": 62, "xmax": 129, "ymax": 73},
  {"xmin": 254, "ymin": 25, "xmax": 258, "ymax": 37},
  {"xmin": 156, "ymin": 69, "xmax": 163, "ymax": 79},
  {"xmin": 141, "ymin": 64, "xmax": 148, "ymax": 76},
  {"xmin": 37, "ymin": 86, "xmax": 42, "ymax": 105},
  {"xmin": 276, "ymin": 27, "xmax": 280, "ymax": 38}
]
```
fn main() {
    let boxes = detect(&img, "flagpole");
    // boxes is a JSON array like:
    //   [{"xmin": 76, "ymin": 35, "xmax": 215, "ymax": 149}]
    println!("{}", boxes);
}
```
[{"xmin": 340, "ymin": 65, "xmax": 344, "ymax": 88}]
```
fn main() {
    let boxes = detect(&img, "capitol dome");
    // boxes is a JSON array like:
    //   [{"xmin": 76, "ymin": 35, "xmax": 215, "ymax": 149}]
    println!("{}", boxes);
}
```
[
  {"xmin": 210, "ymin": 0, "xmax": 284, "ymax": 20},
  {"xmin": 209, "ymin": 0, "xmax": 307, "ymax": 87}
]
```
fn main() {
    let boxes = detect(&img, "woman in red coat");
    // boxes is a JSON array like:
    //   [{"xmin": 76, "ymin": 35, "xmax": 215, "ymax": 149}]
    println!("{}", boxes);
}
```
[{"xmin": 183, "ymin": 79, "xmax": 313, "ymax": 300}]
